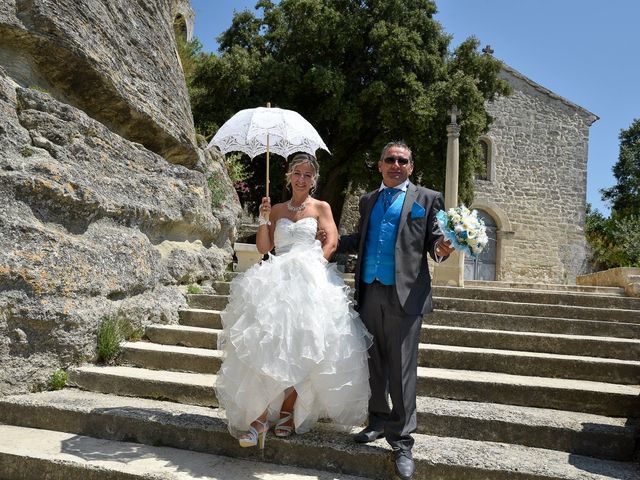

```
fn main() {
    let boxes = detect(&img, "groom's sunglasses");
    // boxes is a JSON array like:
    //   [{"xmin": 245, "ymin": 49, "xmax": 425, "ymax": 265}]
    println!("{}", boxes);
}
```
[{"xmin": 383, "ymin": 156, "xmax": 411, "ymax": 166}]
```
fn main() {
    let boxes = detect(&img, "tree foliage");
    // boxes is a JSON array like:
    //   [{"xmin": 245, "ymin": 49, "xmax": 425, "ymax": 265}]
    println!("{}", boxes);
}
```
[
  {"xmin": 601, "ymin": 118, "xmax": 640, "ymax": 217},
  {"xmin": 585, "ymin": 205, "xmax": 640, "ymax": 270},
  {"xmin": 187, "ymin": 0, "xmax": 510, "ymax": 217},
  {"xmin": 585, "ymin": 118, "xmax": 640, "ymax": 270}
]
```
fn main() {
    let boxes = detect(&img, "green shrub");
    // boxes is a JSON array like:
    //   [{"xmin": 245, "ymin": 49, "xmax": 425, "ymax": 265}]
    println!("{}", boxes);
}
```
[
  {"xmin": 19, "ymin": 146, "xmax": 34, "ymax": 157},
  {"xmin": 48, "ymin": 369, "xmax": 68, "ymax": 391},
  {"xmin": 97, "ymin": 314, "xmax": 143, "ymax": 363},
  {"xmin": 97, "ymin": 316, "xmax": 122, "ymax": 364},
  {"xmin": 187, "ymin": 284, "xmax": 202, "ymax": 294},
  {"xmin": 225, "ymin": 153, "xmax": 249, "ymax": 184},
  {"xmin": 207, "ymin": 172, "xmax": 226, "ymax": 207},
  {"xmin": 29, "ymin": 84, "xmax": 49, "ymax": 94}
]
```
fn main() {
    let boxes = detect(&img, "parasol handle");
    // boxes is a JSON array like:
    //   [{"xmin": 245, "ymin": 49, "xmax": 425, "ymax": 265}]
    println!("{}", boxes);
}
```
[
  {"xmin": 266, "ymin": 133, "xmax": 270, "ymax": 198},
  {"xmin": 265, "ymin": 102, "xmax": 271, "ymax": 198}
]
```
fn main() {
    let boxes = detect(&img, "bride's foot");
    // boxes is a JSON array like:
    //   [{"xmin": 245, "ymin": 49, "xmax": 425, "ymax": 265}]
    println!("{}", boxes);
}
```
[
  {"xmin": 239, "ymin": 418, "xmax": 269, "ymax": 449},
  {"xmin": 274, "ymin": 410, "xmax": 294, "ymax": 437}
]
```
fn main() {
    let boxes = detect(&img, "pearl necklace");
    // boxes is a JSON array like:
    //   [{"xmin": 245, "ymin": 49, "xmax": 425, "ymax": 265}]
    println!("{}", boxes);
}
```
[{"xmin": 286, "ymin": 199, "xmax": 307, "ymax": 212}]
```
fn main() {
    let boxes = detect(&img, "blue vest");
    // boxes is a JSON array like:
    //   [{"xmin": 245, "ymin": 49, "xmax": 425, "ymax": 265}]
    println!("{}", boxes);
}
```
[{"xmin": 362, "ymin": 191, "xmax": 405, "ymax": 285}]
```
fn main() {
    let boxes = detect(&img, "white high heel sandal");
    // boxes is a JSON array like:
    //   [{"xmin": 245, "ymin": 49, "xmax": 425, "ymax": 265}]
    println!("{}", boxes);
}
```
[
  {"xmin": 274, "ymin": 410, "xmax": 294, "ymax": 437},
  {"xmin": 239, "ymin": 419, "xmax": 269, "ymax": 449}
]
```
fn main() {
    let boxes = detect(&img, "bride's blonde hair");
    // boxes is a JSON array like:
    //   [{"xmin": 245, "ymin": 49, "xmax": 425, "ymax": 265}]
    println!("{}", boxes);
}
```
[{"xmin": 285, "ymin": 153, "xmax": 320, "ymax": 193}]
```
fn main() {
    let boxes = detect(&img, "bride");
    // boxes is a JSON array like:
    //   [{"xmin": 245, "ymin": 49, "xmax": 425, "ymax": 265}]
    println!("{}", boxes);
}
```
[{"xmin": 215, "ymin": 153, "xmax": 372, "ymax": 449}]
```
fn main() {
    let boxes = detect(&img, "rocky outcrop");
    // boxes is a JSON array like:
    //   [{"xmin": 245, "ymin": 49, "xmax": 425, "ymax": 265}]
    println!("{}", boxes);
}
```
[
  {"xmin": 0, "ymin": 0, "xmax": 241, "ymax": 395},
  {"xmin": 0, "ymin": 0, "xmax": 198, "ymax": 166}
]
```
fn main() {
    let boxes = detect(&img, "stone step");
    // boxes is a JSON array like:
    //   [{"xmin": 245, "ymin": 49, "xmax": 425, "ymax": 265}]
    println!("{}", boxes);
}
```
[
  {"xmin": 212, "ymin": 280, "xmax": 231, "ymax": 295},
  {"xmin": 126, "ymin": 336, "xmax": 640, "ymax": 385},
  {"xmin": 421, "ymin": 367, "xmax": 640, "ymax": 417},
  {"xmin": 187, "ymin": 294, "xmax": 228, "ymax": 311},
  {"xmin": 179, "ymin": 307, "xmax": 222, "ymax": 329},
  {"xmin": 120, "ymin": 341, "xmax": 223, "ymax": 374},
  {"xmin": 213, "ymin": 281, "xmax": 639, "ymax": 309},
  {"xmin": 180, "ymin": 306, "xmax": 640, "ymax": 340},
  {"xmin": 467, "ymin": 280, "xmax": 626, "ymax": 296},
  {"xmin": 146, "ymin": 324, "xmax": 219, "ymax": 349},
  {"xmin": 188, "ymin": 294, "xmax": 640, "ymax": 323},
  {"xmin": 429, "ymin": 309, "xmax": 640, "ymax": 339},
  {"xmin": 414, "ymin": 396, "xmax": 636, "ymax": 461},
  {"xmin": 435, "ymin": 285, "xmax": 640, "ymax": 310},
  {"xmin": 424, "ymin": 325, "xmax": 640, "ymax": 360},
  {"xmin": 0, "ymin": 390, "xmax": 633, "ymax": 462},
  {"xmin": 435, "ymin": 297, "xmax": 640, "ymax": 323},
  {"xmin": 419, "ymin": 344, "xmax": 640, "ymax": 384},
  {"xmin": 151, "ymin": 321, "xmax": 640, "ymax": 362},
  {"xmin": 225, "ymin": 271, "xmax": 629, "ymax": 296},
  {"xmin": 1, "ymin": 390, "xmax": 638, "ymax": 480},
  {"xmin": 67, "ymin": 364, "xmax": 640, "ymax": 417},
  {"xmin": 0, "ymin": 424, "xmax": 366, "ymax": 480},
  {"xmin": 68, "ymin": 365, "xmax": 217, "ymax": 407}
]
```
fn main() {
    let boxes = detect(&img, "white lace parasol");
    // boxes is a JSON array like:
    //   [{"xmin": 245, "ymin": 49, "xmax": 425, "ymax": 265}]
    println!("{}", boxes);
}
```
[{"xmin": 208, "ymin": 107, "xmax": 330, "ymax": 159}]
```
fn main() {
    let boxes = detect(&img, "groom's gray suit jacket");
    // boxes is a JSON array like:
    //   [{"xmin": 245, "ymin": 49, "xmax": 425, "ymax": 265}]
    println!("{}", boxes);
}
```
[{"xmin": 338, "ymin": 181, "xmax": 445, "ymax": 314}]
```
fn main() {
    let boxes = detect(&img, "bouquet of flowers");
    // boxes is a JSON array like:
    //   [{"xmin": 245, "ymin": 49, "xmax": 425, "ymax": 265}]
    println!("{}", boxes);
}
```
[{"xmin": 436, "ymin": 205, "xmax": 488, "ymax": 258}]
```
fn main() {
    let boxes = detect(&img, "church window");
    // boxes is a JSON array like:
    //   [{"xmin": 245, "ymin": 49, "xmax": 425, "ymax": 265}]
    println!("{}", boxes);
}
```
[{"xmin": 476, "ymin": 139, "xmax": 489, "ymax": 180}]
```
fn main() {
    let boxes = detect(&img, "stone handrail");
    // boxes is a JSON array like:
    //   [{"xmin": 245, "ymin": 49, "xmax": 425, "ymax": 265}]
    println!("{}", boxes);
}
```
[
  {"xmin": 234, "ymin": 243, "xmax": 264, "ymax": 272},
  {"xmin": 577, "ymin": 267, "xmax": 640, "ymax": 297}
]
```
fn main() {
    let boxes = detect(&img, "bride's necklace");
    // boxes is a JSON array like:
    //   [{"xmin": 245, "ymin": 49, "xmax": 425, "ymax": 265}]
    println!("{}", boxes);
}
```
[{"xmin": 286, "ymin": 198, "xmax": 308, "ymax": 212}]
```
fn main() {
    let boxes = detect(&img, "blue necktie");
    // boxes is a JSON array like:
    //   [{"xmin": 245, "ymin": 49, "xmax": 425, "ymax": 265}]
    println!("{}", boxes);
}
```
[{"xmin": 383, "ymin": 187, "xmax": 400, "ymax": 211}]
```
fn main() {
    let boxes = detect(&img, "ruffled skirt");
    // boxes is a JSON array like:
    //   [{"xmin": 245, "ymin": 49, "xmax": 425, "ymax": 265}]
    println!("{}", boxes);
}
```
[{"xmin": 215, "ymin": 240, "xmax": 372, "ymax": 437}]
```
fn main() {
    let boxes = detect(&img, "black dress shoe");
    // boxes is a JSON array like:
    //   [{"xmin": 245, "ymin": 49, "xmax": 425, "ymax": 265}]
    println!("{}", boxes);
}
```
[
  {"xmin": 353, "ymin": 426, "xmax": 385, "ymax": 443},
  {"xmin": 394, "ymin": 450, "xmax": 415, "ymax": 480}
]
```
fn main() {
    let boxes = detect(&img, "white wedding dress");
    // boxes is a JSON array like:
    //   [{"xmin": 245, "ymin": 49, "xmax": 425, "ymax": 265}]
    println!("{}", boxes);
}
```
[{"xmin": 215, "ymin": 216, "xmax": 372, "ymax": 437}]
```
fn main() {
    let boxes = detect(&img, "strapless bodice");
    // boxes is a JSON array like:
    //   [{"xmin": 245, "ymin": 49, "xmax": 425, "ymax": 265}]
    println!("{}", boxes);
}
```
[{"xmin": 274, "ymin": 217, "xmax": 318, "ymax": 255}]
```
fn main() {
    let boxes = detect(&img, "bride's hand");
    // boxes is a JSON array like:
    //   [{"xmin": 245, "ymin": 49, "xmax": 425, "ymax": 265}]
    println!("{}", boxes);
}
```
[{"xmin": 259, "ymin": 197, "xmax": 271, "ymax": 219}]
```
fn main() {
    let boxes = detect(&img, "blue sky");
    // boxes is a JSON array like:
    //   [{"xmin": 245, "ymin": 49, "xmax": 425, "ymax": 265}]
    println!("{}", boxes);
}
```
[{"xmin": 191, "ymin": 0, "xmax": 640, "ymax": 215}]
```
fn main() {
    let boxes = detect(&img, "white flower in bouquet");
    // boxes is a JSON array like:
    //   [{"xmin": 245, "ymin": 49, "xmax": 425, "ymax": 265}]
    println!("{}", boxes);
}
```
[{"xmin": 435, "ymin": 205, "xmax": 488, "ymax": 258}]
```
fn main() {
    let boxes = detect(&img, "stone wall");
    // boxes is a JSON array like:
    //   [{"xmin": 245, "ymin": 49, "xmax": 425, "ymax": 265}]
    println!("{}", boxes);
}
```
[
  {"xmin": 474, "ymin": 65, "xmax": 598, "ymax": 284},
  {"xmin": 0, "ymin": 0, "xmax": 241, "ymax": 395}
]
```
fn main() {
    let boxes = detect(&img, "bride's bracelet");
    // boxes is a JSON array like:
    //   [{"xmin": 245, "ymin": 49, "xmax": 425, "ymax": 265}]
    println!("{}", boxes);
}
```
[{"xmin": 258, "ymin": 215, "xmax": 271, "ymax": 227}]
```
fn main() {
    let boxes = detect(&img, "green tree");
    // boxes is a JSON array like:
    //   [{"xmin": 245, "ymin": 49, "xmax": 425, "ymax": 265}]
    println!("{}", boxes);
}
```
[
  {"xmin": 585, "ymin": 205, "xmax": 640, "ymax": 270},
  {"xmin": 601, "ymin": 118, "xmax": 640, "ymax": 217},
  {"xmin": 176, "ymin": 37, "xmax": 203, "ymax": 84},
  {"xmin": 188, "ymin": 0, "xmax": 510, "ymax": 217},
  {"xmin": 585, "ymin": 118, "xmax": 640, "ymax": 270}
]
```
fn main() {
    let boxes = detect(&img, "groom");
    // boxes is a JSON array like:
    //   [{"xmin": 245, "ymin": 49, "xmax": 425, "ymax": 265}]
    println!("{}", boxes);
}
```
[{"xmin": 337, "ymin": 141, "xmax": 452, "ymax": 480}]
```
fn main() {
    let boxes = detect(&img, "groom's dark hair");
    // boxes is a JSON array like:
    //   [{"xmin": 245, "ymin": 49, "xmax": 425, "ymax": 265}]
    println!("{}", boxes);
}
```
[{"xmin": 380, "ymin": 141, "xmax": 413, "ymax": 162}]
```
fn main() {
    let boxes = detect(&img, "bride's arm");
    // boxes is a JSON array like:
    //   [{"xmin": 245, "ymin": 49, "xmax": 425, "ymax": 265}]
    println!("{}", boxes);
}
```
[
  {"xmin": 256, "ymin": 197, "xmax": 276, "ymax": 254},
  {"xmin": 317, "ymin": 201, "xmax": 338, "ymax": 260}
]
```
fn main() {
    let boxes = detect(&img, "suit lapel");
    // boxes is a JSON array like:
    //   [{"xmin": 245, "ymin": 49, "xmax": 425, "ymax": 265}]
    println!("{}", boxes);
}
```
[
  {"xmin": 359, "ymin": 190, "xmax": 380, "ymax": 254},
  {"xmin": 397, "ymin": 182, "xmax": 417, "ymax": 238}
]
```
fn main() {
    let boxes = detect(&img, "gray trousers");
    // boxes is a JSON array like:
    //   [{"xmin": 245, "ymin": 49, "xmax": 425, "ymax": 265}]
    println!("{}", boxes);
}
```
[{"xmin": 359, "ymin": 281, "xmax": 423, "ymax": 452}]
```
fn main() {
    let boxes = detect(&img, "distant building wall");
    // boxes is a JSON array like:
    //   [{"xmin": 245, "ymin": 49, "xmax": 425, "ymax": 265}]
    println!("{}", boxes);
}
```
[{"xmin": 474, "ymin": 66, "xmax": 597, "ymax": 284}]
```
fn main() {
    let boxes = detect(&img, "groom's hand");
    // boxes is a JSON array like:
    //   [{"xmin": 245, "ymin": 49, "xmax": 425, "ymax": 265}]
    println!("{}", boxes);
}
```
[
  {"xmin": 316, "ymin": 227, "xmax": 327, "ymax": 244},
  {"xmin": 435, "ymin": 237, "xmax": 454, "ymax": 257}
]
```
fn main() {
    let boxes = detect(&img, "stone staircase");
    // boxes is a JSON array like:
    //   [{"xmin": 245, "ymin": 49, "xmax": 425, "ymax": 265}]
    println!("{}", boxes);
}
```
[{"xmin": 1, "ymin": 274, "xmax": 640, "ymax": 479}]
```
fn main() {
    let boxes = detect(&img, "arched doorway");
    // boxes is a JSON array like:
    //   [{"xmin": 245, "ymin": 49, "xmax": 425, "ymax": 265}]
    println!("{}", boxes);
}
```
[{"xmin": 464, "ymin": 210, "xmax": 497, "ymax": 281}]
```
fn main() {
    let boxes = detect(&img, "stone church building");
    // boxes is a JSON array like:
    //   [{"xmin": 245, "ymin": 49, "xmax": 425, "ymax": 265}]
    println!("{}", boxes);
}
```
[{"xmin": 469, "ymin": 63, "xmax": 597, "ymax": 284}]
